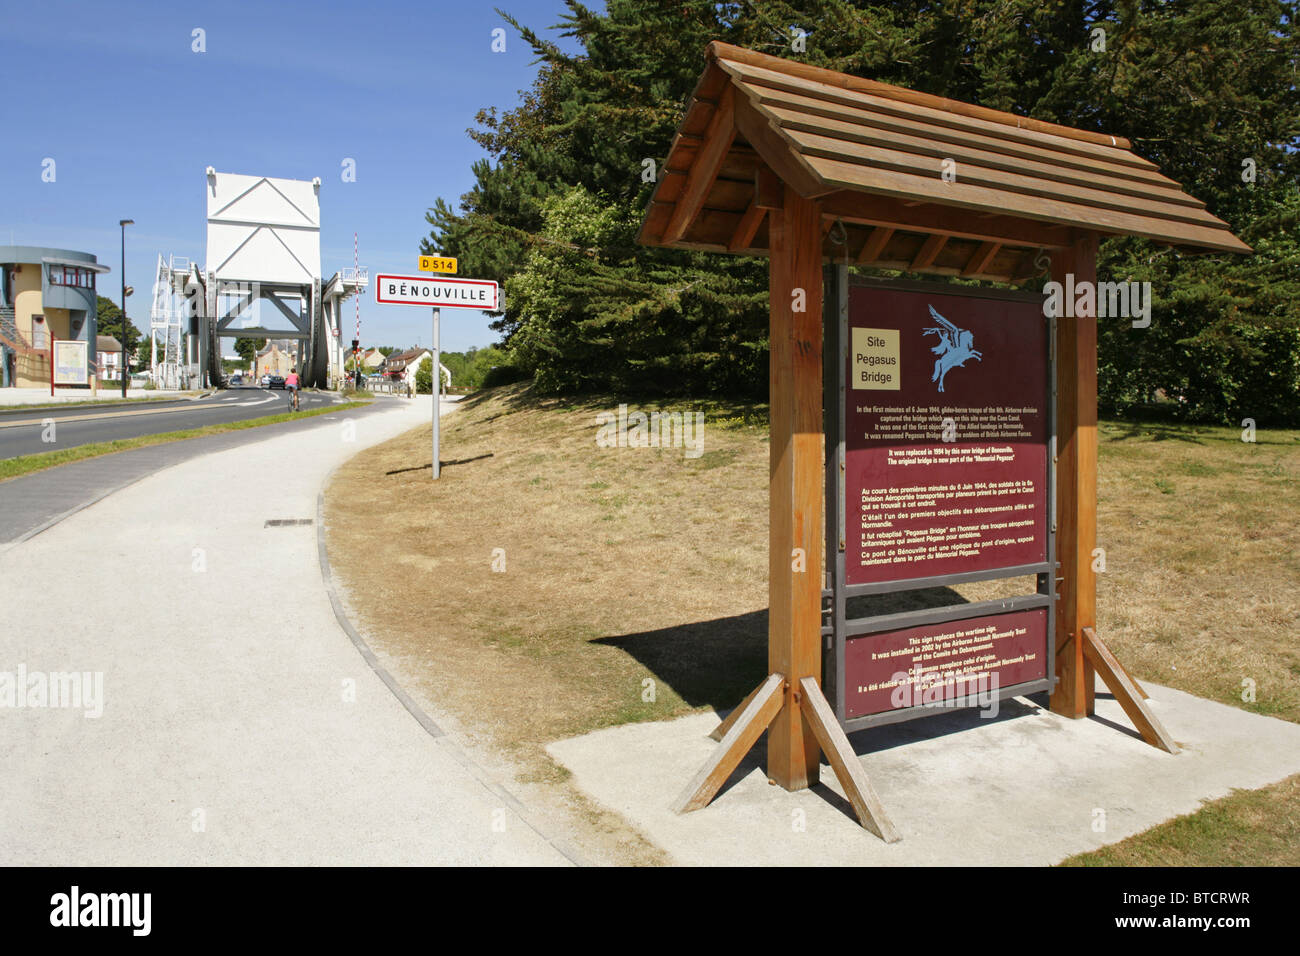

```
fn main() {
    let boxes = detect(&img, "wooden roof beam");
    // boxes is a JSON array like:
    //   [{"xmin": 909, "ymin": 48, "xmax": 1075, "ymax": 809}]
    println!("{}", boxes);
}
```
[
  {"xmin": 754, "ymin": 164, "xmax": 783, "ymax": 209},
  {"xmin": 822, "ymin": 191, "xmax": 1071, "ymax": 249},
  {"xmin": 961, "ymin": 241, "xmax": 1002, "ymax": 277},
  {"xmin": 856, "ymin": 226, "xmax": 894, "ymax": 263},
  {"xmin": 728, "ymin": 201, "xmax": 767, "ymax": 251},
  {"xmin": 733, "ymin": 93, "xmax": 832, "ymax": 199},
  {"xmin": 910, "ymin": 233, "xmax": 948, "ymax": 271},
  {"xmin": 663, "ymin": 85, "xmax": 738, "ymax": 245},
  {"xmin": 709, "ymin": 42, "xmax": 1133, "ymax": 151}
]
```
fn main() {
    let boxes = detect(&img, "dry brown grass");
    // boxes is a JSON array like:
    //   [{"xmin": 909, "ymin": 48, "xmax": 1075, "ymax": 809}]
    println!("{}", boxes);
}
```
[
  {"xmin": 1095, "ymin": 419, "xmax": 1300, "ymax": 722},
  {"xmin": 325, "ymin": 384, "xmax": 1300, "ymax": 864},
  {"xmin": 326, "ymin": 386, "xmax": 773, "ymax": 746},
  {"xmin": 325, "ymin": 385, "xmax": 774, "ymax": 863}
]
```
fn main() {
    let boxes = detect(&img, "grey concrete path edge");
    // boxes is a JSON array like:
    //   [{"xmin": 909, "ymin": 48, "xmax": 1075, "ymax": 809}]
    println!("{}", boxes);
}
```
[{"xmin": 314, "ymin": 478, "xmax": 592, "ymax": 867}]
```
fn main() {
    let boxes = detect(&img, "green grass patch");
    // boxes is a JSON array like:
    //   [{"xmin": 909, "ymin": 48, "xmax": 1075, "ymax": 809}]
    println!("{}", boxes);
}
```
[
  {"xmin": 1061, "ymin": 775, "xmax": 1300, "ymax": 866},
  {"xmin": 0, "ymin": 400, "xmax": 370, "ymax": 482}
]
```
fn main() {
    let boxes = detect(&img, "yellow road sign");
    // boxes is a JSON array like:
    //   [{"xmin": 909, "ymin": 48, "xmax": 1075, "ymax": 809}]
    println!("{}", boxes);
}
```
[{"xmin": 418, "ymin": 255, "xmax": 458, "ymax": 274}]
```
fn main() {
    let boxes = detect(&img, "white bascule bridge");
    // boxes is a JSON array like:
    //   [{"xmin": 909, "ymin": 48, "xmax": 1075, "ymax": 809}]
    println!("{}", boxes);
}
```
[{"xmin": 150, "ymin": 169, "xmax": 366, "ymax": 388}]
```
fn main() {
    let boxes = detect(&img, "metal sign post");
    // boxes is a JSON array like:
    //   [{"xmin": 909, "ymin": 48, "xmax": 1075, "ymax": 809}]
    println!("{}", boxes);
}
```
[{"xmin": 432, "ymin": 305, "xmax": 441, "ymax": 479}]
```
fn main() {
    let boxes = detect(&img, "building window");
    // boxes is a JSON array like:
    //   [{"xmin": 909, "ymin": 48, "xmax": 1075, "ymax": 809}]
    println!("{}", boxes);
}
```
[{"xmin": 49, "ymin": 266, "xmax": 95, "ymax": 289}]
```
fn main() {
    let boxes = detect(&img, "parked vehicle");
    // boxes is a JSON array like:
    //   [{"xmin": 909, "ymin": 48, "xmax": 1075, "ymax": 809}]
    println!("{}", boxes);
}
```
[{"xmin": 260, "ymin": 374, "xmax": 272, "ymax": 387}]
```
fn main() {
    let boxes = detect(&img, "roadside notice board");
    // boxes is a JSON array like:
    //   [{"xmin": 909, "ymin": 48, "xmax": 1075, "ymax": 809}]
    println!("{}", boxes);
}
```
[
  {"xmin": 52, "ymin": 340, "xmax": 88, "ymax": 386},
  {"xmin": 825, "ymin": 272, "xmax": 1056, "ymax": 729}
]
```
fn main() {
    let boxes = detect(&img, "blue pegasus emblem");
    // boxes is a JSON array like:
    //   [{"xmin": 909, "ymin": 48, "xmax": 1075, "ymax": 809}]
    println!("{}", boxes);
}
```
[{"xmin": 923, "ymin": 305, "xmax": 982, "ymax": 392}]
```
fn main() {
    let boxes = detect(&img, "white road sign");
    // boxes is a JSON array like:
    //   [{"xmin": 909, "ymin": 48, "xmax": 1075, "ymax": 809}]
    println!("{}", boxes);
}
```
[{"xmin": 374, "ymin": 273, "xmax": 498, "ymax": 310}]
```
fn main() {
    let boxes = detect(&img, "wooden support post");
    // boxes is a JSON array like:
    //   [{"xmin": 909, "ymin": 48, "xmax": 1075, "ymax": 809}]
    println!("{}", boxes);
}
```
[
  {"xmin": 674, "ymin": 176, "xmax": 895, "ymax": 843},
  {"xmin": 1119, "ymin": 659, "xmax": 1149, "ymax": 700},
  {"xmin": 1082, "ymin": 628, "xmax": 1177, "ymax": 753},
  {"xmin": 1050, "ymin": 234, "xmax": 1099, "ymax": 719},
  {"xmin": 767, "ymin": 182, "xmax": 824, "ymax": 790}
]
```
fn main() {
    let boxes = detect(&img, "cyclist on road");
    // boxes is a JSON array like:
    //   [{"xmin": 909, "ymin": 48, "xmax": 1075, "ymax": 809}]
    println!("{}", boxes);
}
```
[{"xmin": 286, "ymin": 367, "xmax": 301, "ymax": 411}]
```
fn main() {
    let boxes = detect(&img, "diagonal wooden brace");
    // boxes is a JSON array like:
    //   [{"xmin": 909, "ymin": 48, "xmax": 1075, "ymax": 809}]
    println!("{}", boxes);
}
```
[
  {"xmin": 708, "ymin": 681, "xmax": 764, "ymax": 742},
  {"xmin": 799, "ymin": 677, "xmax": 900, "ymax": 842},
  {"xmin": 1082, "ymin": 627, "xmax": 1177, "ymax": 753},
  {"xmin": 673, "ymin": 674, "xmax": 785, "ymax": 814},
  {"xmin": 676, "ymin": 674, "xmax": 900, "ymax": 843}
]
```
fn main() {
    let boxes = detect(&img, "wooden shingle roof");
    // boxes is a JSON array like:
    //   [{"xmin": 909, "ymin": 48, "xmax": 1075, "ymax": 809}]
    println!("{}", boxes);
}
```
[{"xmin": 638, "ymin": 43, "xmax": 1248, "ymax": 280}]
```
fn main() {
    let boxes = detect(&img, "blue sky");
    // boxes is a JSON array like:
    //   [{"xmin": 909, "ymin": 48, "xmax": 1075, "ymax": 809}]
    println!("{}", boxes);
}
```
[{"xmin": 1, "ymin": 0, "xmax": 588, "ymax": 353}]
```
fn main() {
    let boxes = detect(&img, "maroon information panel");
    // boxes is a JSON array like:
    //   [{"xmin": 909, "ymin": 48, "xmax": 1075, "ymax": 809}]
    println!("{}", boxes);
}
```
[
  {"xmin": 845, "ymin": 285, "xmax": 1048, "ymax": 586},
  {"xmin": 845, "ymin": 608, "xmax": 1048, "ymax": 718}
]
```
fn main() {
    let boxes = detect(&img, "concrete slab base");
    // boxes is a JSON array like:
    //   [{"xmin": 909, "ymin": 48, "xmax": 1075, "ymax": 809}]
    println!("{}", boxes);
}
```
[{"xmin": 547, "ymin": 682, "xmax": 1300, "ymax": 866}]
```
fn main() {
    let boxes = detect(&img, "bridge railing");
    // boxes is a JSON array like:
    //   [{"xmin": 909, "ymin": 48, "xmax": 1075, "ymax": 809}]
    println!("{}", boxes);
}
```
[{"xmin": 360, "ymin": 377, "xmax": 411, "ymax": 395}]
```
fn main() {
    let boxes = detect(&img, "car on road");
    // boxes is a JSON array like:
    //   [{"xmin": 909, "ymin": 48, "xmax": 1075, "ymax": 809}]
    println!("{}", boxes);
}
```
[
  {"xmin": 259, "ymin": 374, "xmax": 271, "ymax": 387},
  {"xmin": 230, "ymin": 374, "xmax": 243, "ymax": 386},
  {"xmin": 267, "ymin": 375, "xmax": 286, "ymax": 389}
]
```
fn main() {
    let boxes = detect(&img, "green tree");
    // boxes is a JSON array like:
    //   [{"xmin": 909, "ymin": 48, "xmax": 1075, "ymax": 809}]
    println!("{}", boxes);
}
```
[
  {"xmin": 441, "ymin": 345, "xmax": 510, "ymax": 390},
  {"xmin": 233, "ymin": 337, "xmax": 265, "ymax": 365},
  {"xmin": 96, "ymin": 295, "xmax": 146, "ymax": 369},
  {"xmin": 426, "ymin": 1, "xmax": 1298, "ymax": 418}
]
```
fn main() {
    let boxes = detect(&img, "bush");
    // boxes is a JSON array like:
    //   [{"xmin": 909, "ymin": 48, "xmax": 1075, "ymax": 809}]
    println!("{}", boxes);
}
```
[{"xmin": 481, "ymin": 363, "xmax": 530, "ymax": 389}]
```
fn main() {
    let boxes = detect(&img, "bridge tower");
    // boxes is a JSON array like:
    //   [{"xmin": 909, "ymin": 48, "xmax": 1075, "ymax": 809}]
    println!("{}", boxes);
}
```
[{"xmin": 165, "ymin": 168, "xmax": 366, "ymax": 388}]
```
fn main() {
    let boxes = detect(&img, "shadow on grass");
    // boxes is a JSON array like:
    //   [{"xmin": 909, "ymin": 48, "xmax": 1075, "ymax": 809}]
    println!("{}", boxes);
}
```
[
  {"xmin": 384, "ymin": 452, "xmax": 494, "ymax": 476},
  {"xmin": 1102, "ymin": 420, "xmax": 1297, "ymax": 447},
  {"xmin": 1103, "ymin": 422, "xmax": 1212, "ymax": 445},
  {"xmin": 595, "ymin": 586, "xmax": 984, "ymax": 715},
  {"xmin": 596, "ymin": 582, "xmax": 1087, "ymax": 825},
  {"xmin": 593, "ymin": 610, "xmax": 768, "ymax": 712},
  {"xmin": 455, "ymin": 381, "xmax": 772, "ymax": 431},
  {"xmin": 593, "ymin": 583, "xmax": 1059, "ymax": 761}
]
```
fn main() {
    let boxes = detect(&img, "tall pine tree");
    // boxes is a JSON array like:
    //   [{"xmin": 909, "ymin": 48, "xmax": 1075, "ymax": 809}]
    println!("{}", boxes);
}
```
[{"xmin": 425, "ymin": 0, "xmax": 1299, "ymax": 418}]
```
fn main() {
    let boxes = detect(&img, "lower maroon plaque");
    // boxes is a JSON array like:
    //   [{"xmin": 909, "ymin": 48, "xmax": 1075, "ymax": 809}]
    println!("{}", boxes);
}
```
[{"xmin": 844, "ymin": 607, "xmax": 1048, "ymax": 719}]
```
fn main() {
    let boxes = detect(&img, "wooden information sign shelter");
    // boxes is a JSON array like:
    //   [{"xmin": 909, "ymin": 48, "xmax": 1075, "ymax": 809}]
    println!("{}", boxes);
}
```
[{"xmin": 637, "ymin": 42, "xmax": 1248, "ymax": 841}]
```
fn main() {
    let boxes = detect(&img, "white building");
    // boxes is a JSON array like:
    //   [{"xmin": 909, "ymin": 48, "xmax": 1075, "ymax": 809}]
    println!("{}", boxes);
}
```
[{"xmin": 383, "ymin": 348, "xmax": 449, "ymax": 393}]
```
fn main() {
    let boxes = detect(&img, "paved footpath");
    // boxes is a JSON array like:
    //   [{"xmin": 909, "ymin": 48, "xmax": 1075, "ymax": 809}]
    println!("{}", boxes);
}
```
[
  {"xmin": 0, "ymin": 397, "xmax": 575, "ymax": 865},
  {"xmin": 0, "ymin": 396, "xmax": 396, "ymax": 546}
]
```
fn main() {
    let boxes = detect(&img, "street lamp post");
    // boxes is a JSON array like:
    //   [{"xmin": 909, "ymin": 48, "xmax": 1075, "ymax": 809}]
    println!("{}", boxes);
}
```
[{"xmin": 119, "ymin": 219, "xmax": 133, "ymax": 397}]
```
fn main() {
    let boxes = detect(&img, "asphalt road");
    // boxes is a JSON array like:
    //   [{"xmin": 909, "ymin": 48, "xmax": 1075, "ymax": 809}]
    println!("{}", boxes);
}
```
[
  {"xmin": 0, "ymin": 385, "xmax": 339, "ymax": 460},
  {"xmin": 0, "ymin": 395, "xmax": 409, "ymax": 545}
]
